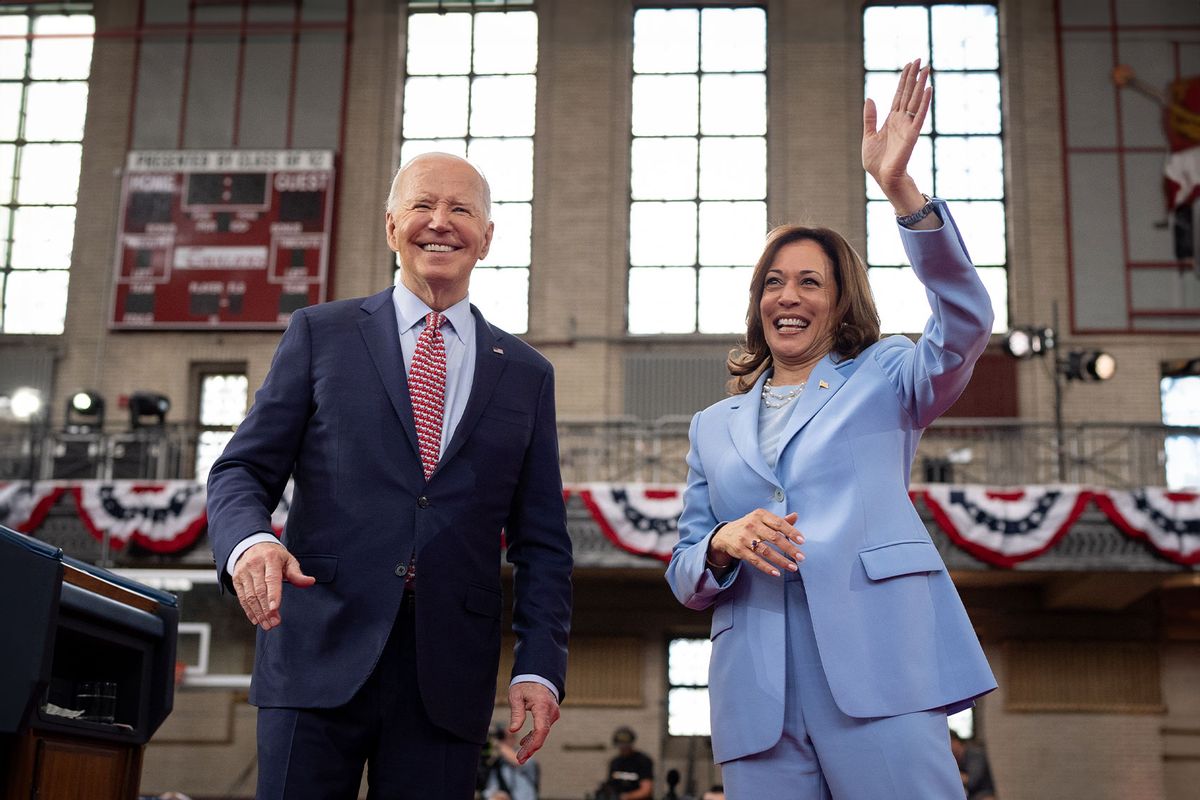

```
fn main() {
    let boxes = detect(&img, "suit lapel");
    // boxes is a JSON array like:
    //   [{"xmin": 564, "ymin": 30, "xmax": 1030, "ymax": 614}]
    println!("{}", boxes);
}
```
[
  {"xmin": 357, "ymin": 288, "xmax": 421, "ymax": 459},
  {"xmin": 437, "ymin": 305, "xmax": 506, "ymax": 469},
  {"xmin": 774, "ymin": 354, "xmax": 852, "ymax": 456},
  {"xmin": 728, "ymin": 371, "xmax": 778, "ymax": 486}
]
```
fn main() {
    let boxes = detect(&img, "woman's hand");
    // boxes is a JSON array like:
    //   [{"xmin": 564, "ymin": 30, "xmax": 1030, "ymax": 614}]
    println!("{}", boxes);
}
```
[
  {"xmin": 708, "ymin": 510, "xmax": 805, "ymax": 577},
  {"xmin": 862, "ymin": 58, "xmax": 931, "ymax": 215}
]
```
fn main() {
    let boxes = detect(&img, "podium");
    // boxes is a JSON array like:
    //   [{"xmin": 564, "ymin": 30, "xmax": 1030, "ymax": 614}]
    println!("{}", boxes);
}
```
[{"xmin": 0, "ymin": 525, "xmax": 178, "ymax": 800}]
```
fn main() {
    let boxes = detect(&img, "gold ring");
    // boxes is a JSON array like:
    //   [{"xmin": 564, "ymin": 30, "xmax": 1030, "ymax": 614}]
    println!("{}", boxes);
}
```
[{"xmin": 749, "ymin": 539, "xmax": 760, "ymax": 553}]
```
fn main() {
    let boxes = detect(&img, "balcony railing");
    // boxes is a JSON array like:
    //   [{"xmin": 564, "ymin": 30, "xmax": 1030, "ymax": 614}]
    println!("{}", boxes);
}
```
[{"xmin": 2, "ymin": 418, "xmax": 1197, "ymax": 488}]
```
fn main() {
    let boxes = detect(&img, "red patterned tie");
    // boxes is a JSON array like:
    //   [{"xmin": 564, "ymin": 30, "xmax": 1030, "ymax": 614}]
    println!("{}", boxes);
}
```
[{"xmin": 409, "ymin": 312, "xmax": 447, "ymax": 480}]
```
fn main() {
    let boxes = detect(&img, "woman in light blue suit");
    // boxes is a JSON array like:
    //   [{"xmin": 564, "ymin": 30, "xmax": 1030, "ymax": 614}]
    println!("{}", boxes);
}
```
[{"xmin": 665, "ymin": 61, "xmax": 997, "ymax": 799}]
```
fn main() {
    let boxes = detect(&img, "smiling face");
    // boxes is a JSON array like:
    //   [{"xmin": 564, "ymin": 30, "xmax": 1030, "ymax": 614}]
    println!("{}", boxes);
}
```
[
  {"xmin": 758, "ymin": 239, "xmax": 839, "ymax": 379},
  {"xmin": 386, "ymin": 153, "xmax": 494, "ymax": 309}
]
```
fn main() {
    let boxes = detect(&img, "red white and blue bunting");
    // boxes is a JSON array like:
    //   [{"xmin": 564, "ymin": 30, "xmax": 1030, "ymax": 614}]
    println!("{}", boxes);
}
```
[
  {"xmin": 919, "ymin": 485, "xmax": 1092, "ymax": 568},
  {"xmin": 2, "ymin": 481, "xmax": 1199, "ymax": 568}
]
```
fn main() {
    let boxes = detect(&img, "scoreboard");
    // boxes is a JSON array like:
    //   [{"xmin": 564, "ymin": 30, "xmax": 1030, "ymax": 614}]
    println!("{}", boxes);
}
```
[{"xmin": 110, "ymin": 150, "xmax": 335, "ymax": 330}]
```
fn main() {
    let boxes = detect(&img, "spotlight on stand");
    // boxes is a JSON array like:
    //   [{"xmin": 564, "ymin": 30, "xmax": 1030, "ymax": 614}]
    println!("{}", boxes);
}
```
[
  {"xmin": 1003, "ymin": 326, "xmax": 1055, "ymax": 359},
  {"xmin": 1064, "ymin": 350, "xmax": 1117, "ymax": 382},
  {"xmin": 65, "ymin": 390, "xmax": 105, "ymax": 433},
  {"xmin": 128, "ymin": 391, "xmax": 170, "ymax": 429}
]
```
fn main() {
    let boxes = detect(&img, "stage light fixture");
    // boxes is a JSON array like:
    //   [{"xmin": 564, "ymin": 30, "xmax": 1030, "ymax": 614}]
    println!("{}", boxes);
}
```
[
  {"xmin": 65, "ymin": 390, "xmax": 105, "ymax": 433},
  {"xmin": 129, "ymin": 391, "xmax": 171, "ymax": 429},
  {"xmin": 1003, "ymin": 328, "xmax": 1035, "ymax": 359},
  {"xmin": 10, "ymin": 387, "xmax": 44, "ymax": 421},
  {"xmin": 1065, "ymin": 350, "xmax": 1117, "ymax": 382}
]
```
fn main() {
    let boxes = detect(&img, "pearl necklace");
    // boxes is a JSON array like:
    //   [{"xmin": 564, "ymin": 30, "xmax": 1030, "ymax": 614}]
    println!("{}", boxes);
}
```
[{"xmin": 762, "ymin": 377, "xmax": 806, "ymax": 408}]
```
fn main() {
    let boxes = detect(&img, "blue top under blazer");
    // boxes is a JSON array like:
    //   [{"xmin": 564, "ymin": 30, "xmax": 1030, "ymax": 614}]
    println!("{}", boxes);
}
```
[{"xmin": 666, "ymin": 200, "xmax": 998, "ymax": 765}]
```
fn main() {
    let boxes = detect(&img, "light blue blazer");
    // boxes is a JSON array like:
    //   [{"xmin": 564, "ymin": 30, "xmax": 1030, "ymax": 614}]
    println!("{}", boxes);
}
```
[{"xmin": 666, "ymin": 201, "xmax": 997, "ymax": 765}]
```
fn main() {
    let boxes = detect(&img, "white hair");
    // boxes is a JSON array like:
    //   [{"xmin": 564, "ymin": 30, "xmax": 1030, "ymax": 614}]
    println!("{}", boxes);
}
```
[{"xmin": 385, "ymin": 152, "xmax": 492, "ymax": 219}]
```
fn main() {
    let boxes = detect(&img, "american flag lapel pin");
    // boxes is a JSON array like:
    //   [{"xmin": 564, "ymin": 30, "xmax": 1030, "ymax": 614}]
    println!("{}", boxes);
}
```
[
  {"xmin": 818, "ymin": 380, "xmax": 829, "ymax": 389},
  {"xmin": 493, "ymin": 346, "xmax": 505, "ymax": 355}
]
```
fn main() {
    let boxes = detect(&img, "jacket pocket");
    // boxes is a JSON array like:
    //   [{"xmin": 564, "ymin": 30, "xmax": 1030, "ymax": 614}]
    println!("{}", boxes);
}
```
[
  {"xmin": 294, "ymin": 554, "xmax": 337, "ymax": 583},
  {"xmin": 481, "ymin": 403, "xmax": 534, "ymax": 428},
  {"xmin": 858, "ymin": 540, "xmax": 945, "ymax": 581},
  {"xmin": 710, "ymin": 600, "xmax": 733, "ymax": 640},
  {"xmin": 464, "ymin": 582, "xmax": 502, "ymax": 619}
]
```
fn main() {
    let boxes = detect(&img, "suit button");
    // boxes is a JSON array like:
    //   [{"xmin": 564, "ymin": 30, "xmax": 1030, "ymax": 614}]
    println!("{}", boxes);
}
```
[
  {"xmin": 394, "ymin": 563, "xmax": 408, "ymax": 578},
  {"xmin": 417, "ymin": 496, "xmax": 430, "ymax": 508},
  {"xmin": 773, "ymin": 487, "xmax": 785, "ymax": 502}
]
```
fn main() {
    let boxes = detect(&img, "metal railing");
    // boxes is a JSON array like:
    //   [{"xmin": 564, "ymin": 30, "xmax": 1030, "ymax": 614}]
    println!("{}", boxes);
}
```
[{"xmin": 2, "ymin": 418, "xmax": 1197, "ymax": 488}]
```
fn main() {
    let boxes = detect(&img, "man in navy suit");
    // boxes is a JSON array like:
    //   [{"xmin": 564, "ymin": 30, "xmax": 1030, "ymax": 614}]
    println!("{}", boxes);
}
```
[{"xmin": 207, "ymin": 152, "xmax": 573, "ymax": 799}]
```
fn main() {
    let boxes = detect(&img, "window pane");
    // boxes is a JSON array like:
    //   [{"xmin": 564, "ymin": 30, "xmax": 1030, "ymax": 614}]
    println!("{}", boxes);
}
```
[
  {"xmin": 400, "ymin": 138, "xmax": 467, "ymax": 165},
  {"xmin": 934, "ymin": 74, "xmax": 1001, "ymax": 134},
  {"xmin": 668, "ymin": 638, "xmax": 712, "ymax": 685},
  {"xmin": 468, "ymin": 138, "xmax": 533, "ymax": 202},
  {"xmin": 633, "ymin": 9, "xmax": 698, "ymax": 74},
  {"xmin": 29, "ymin": 15, "xmax": 93, "ymax": 80},
  {"xmin": 16, "ymin": 143, "xmax": 82, "ymax": 204},
  {"xmin": 0, "ymin": 16, "xmax": 28, "ymax": 80},
  {"xmin": 700, "ymin": 74, "xmax": 766, "ymax": 135},
  {"xmin": 976, "ymin": 265, "xmax": 1008, "ymax": 333},
  {"xmin": 865, "ymin": 72, "xmax": 931, "ymax": 136},
  {"xmin": 699, "ymin": 201, "xmax": 765, "ymax": 266},
  {"xmin": 868, "ymin": 134, "xmax": 932, "ymax": 200},
  {"xmin": 628, "ymin": 267, "xmax": 696, "ymax": 334},
  {"xmin": 195, "ymin": 430, "xmax": 234, "ymax": 485},
  {"xmin": 403, "ymin": 76, "xmax": 470, "ymax": 138},
  {"xmin": 486, "ymin": 202, "xmax": 531, "ymax": 267},
  {"xmin": 11, "ymin": 207, "xmax": 75, "ymax": 269},
  {"xmin": 667, "ymin": 687, "xmax": 711, "ymax": 736},
  {"xmin": 934, "ymin": 136, "xmax": 1004, "ymax": 199},
  {"xmin": 699, "ymin": 266, "xmax": 752, "ymax": 333},
  {"xmin": 473, "ymin": 11, "xmax": 537, "ymax": 74},
  {"xmin": 863, "ymin": 6, "xmax": 929, "ymax": 71},
  {"xmin": 700, "ymin": 137, "xmax": 766, "ymax": 200},
  {"xmin": 931, "ymin": 5, "xmax": 998, "ymax": 70},
  {"xmin": 869, "ymin": 266, "xmax": 928, "ymax": 334},
  {"xmin": 0, "ymin": 144, "xmax": 15, "ymax": 205},
  {"xmin": 470, "ymin": 75, "xmax": 536, "ymax": 137},
  {"xmin": 631, "ymin": 137, "xmax": 697, "ymax": 201},
  {"xmin": 700, "ymin": 8, "xmax": 766, "ymax": 72},
  {"xmin": 866, "ymin": 200, "xmax": 908, "ymax": 266},
  {"xmin": 23, "ymin": 82, "xmax": 89, "ymax": 141},
  {"xmin": 200, "ymin": 375, "xmax": 249, "ymax": 426},
  {"xmin": 1162, "ymin": 376, "xmax": 1200, "ymax": 489},
  {"xmin": 1165, "ymin": 435, "xmax": 1200, "ymax": 491},
  {"xmin": 949, "ymin": 200, "xmax": 1006, "ymax": 265},
  {"xmin": 3, "ymin": 269, "xmax": 68, "ymax": 333},
  {"xmin": 632, "ymin": 75, "xmax": 699, "ymax": 136},
  {"xmin": 630, "ymin": 201, "xmax": 697, "ymax": 266},
  {"xmin": 406, "ymin": 12, "xmax": 472, "ymax": 75},
  {"xmin": 0, "ymin": 84, "xmax": 22, "ymax": 140},
  {"xmin": 469, "ymin": 266, "xmax": 528, "ymax": 334}
]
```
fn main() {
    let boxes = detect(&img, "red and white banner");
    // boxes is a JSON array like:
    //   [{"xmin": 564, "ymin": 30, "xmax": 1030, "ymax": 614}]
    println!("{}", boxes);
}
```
[
  {"xmin": 576, "ymin": 483, "xmax": 682, "ymax": 562},
  {"xmin": 0, "ymin": 481, "xmax": 67, "ymax": 533},
  {"xmin": 1092, "ymin": 488, "xmax": 1200, "ymax": 565},
  {"xmin": 918, "ymin": 485, "xmax": 1093, "ymax": 568},
  {"xmin": 71, "ymin": 481, "xmax": 209, "ymax": 553}
]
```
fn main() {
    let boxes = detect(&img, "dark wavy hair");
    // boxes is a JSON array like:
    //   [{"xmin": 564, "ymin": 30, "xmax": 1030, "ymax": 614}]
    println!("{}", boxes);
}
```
[{"xmin": 727, "ymin": 225, "xmax": 881, "ymax": 394}]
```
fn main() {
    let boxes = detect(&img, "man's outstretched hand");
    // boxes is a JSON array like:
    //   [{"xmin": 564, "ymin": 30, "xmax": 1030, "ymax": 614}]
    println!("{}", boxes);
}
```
[
  {"xmin": 507, "ymin": 681, "xmax": 561, "ymax": 764},
  {"xmin": 231, "ymin": 541, "xmax": 315, "ymax": 629}
]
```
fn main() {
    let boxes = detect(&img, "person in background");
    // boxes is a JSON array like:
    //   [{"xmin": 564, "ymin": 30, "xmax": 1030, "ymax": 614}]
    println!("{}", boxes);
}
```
[
  {"xmin": 603, "ymin": 726, "xmax": 654, "ymax": 800},
  {"xmin": 481, "ymin": 722, "xmax": 540, "ymax": 800},
  {"xmin": 665, "ymin": 60, "xmax": 996, "ymax": 798},
  {"xmin": 951, "ymin": 731, "xmax": 997, "ymax": 800}
]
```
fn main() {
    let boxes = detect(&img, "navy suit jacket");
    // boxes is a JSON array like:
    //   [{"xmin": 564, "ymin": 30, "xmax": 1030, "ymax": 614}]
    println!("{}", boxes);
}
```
[
  {"xmin": 207, "ymin": 287, "xmax": 573, "ymax": 743},
  {"xmin": 666, "ymin": 201, "xmax": 997, "ymax": 763}
]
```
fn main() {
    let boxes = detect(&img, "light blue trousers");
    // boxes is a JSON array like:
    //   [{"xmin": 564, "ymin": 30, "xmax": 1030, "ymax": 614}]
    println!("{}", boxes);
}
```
[{"xmin": 721, "ymin": 576, "xmax": 966, "ymax": 800}]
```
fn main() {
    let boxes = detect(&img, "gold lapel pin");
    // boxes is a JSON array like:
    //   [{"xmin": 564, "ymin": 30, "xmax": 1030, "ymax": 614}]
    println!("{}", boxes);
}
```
[{"xmin": 818, "ymin": 380, "xmax": 829, "ymax": 389}]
